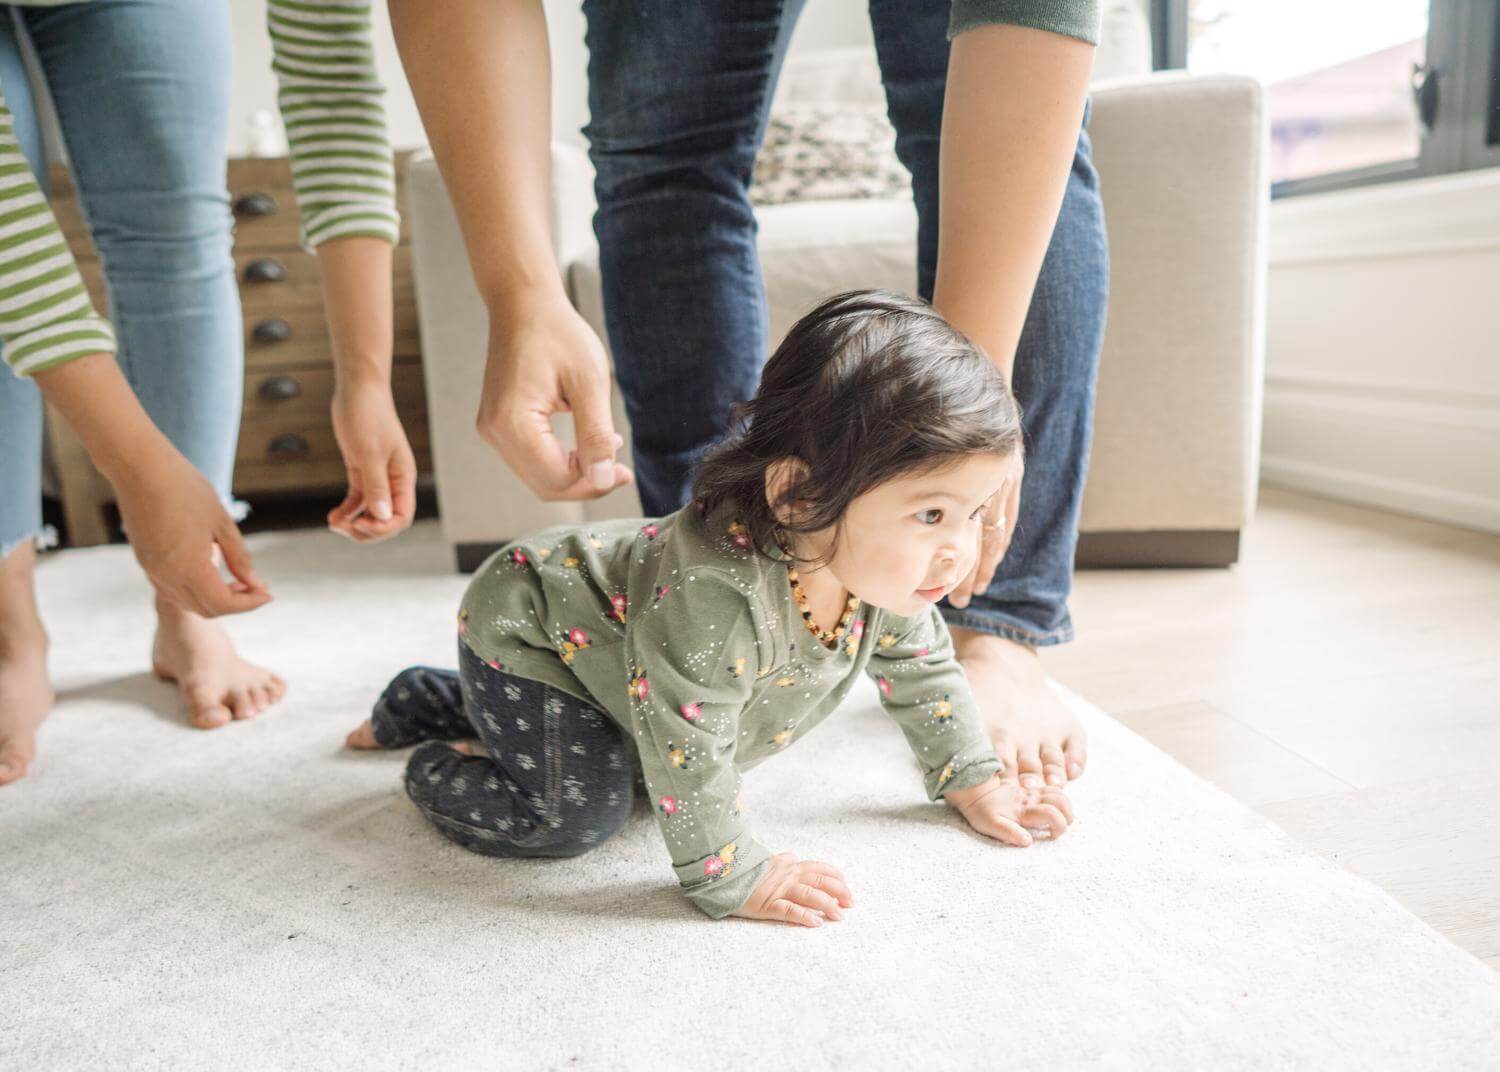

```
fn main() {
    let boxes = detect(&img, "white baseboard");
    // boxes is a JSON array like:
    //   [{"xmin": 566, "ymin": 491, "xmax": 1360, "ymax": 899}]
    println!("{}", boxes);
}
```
[{"xmin": 1262, "ymin": 382, "xmax": 1500, "ymax": 534}]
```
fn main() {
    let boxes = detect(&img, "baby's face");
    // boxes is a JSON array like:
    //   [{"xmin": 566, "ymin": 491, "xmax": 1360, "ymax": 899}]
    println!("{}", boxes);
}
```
[{"xmin": 807, "ymin": 451, "xmax": 1019, "ymax": 617}]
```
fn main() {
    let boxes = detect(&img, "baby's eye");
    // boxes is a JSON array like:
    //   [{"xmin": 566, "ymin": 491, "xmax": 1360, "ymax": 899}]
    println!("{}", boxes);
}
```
[{"xmin": 917, "ymin": 508, "xmax": 944, "ymax": 526}]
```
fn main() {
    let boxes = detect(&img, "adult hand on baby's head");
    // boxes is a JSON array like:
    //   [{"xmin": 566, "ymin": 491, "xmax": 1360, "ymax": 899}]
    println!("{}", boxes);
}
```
[
  {"xmin": 945, "ymin": 770, "xmax": 1072, "ymax": 847},
  {"xmin": 476, "ymin": 297, "xmax": 634, "ymax": 502},
  {"xmin": 948, "ymin": 451, "xmax": 1024, "ymax": 609},
  {"xmin": 732, "ymin": 852, "xmax": 855, "ymax": 929}
]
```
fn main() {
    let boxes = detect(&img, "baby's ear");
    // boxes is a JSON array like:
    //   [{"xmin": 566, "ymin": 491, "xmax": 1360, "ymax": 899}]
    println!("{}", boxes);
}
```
[{"xmin": 763, "ymin": 457, "xmax": 811, "ymax": 525}]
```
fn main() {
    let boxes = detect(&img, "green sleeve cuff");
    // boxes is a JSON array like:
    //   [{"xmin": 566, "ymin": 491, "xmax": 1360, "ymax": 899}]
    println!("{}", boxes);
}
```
[
  {"xmin": 949, "ymin": 0, "xmax": 1101, "ymax": 44},
  {"xmin": 675, "ymin": 834, "xmax": 772, "ymax": 919},
  {"xmin": 928, "ymin": 750, "xmax": 1004, "ymax": 801}
]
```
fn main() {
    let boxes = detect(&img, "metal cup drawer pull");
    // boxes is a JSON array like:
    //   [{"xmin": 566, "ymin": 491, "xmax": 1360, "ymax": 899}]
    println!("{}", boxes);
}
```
[
  {"xmin": 266, "ymin": 433, "xmax": 310, "ymax": 459},
  {"xmin": 232, "ymin": 192, "xmax": 278, "ymax": 218},
  {"xmin": 252, "ymin": 317, "xmax": 292, "ymax": 344},
  {"xmin": 257, "ymin": 375, "xmax": 302, "ymax": 402},
  {"xmin": 243, "ymin": 257, "xmax": 286, "ymax": 284}
]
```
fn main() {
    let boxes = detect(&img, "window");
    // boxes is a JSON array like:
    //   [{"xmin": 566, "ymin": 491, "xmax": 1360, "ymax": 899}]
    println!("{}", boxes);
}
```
[{"xmin": 1150, "ymin": 0, "xmax": 1500, "ymax": 197}]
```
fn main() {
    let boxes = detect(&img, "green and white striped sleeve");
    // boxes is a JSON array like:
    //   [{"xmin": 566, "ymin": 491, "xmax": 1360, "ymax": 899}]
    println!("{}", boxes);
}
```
[
  {"xmin": 267, "ymin": 0, "xmax": 400, "ymax": 249},
  {"xmin": 0, "ymin": 82, "xmax": 115, "ymax": 377}
]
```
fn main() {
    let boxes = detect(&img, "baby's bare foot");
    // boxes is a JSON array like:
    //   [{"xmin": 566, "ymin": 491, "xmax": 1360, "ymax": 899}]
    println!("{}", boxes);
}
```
[
  {"xmin": 346, "ymin": 719, "xmax": 378, "ymax": 749},
  {"xmin": 0, "ymin": 542, "xmax": 51, "ymax": 786},
  {"xmin": 152, "ymin": 597, "xmax": 286, "ymax": 729},
  {"xmin": 951, "ymin": 627, "xmax": 1088, "ymax": 788}
]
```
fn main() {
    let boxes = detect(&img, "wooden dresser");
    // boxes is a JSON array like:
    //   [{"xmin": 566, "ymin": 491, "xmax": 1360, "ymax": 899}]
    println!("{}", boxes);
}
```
[{"xmin": 44, "ymin": 153, "xmax": 431, "ymax": 546}]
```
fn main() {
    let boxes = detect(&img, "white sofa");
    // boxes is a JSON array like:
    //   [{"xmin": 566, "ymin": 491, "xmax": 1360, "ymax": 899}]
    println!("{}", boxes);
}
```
[{"xmin": 407, "ymin": 7, "xmax": 1267, "ymax": 571}]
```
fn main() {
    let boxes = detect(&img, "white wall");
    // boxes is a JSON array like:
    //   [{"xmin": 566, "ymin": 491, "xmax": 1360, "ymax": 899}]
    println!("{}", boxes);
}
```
[
  {"xmin": 1263, "ymin": 168, "xmax": 1500, "ymax": 534},
  {"xmin": 228, "ymin": 1, "xmax": 874, "ymax": 155}
]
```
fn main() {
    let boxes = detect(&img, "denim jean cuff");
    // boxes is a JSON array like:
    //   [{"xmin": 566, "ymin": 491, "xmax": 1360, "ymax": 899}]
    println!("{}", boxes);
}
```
[
  {"xmin": 1, "ymin": 524, "xmax": 58, "ymax": 560},
  {"xmin": 939, "ymin": 606, "xmax": 1075, "ymax": 649}
]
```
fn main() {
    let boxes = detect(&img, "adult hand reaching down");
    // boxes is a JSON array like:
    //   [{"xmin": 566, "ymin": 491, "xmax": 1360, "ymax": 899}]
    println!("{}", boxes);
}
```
[
  {"xmin": 327, "ymin": 379, "xmax": 418, "ymax": 543},
  {"xmin": 34, "ymin": 354, "xmax": 270, "ymax": 618},
  {"xmin": 476, "ymin": 295, "xmax": 634, "ymax": 501}
]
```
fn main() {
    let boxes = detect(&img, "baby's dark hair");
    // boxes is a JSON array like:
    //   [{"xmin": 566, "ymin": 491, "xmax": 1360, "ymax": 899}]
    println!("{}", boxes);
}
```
[{"xmin": 691, "ymin": 289, "xmax": 1023, "ymax": 568}]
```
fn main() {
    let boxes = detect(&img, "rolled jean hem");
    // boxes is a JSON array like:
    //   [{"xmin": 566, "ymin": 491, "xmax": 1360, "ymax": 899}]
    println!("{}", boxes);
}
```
[
  {"xmin": 939, "ymin": 608, "xmax": 1075, "ymax": 649},
  {"xmin": 1, "ymin": 524, "xmax": 57, "ymax": 560}
]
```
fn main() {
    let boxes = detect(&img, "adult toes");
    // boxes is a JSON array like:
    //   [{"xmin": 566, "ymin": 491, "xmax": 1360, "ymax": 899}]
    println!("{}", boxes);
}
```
[
  {"xmin": 192, "ymin": 704, "xmax": 232, "ymax": 728},
  {"xmin": 989, "ymin": 731, "xmax": 1020, "ymax": 780},
  {"xmin": 0, "ymin": 746, "xmax": 32, "ymax": 786},
  {"xmin": 1063, "ymin": 736, "xmax": 1088, "ymax": 781},
  {"xmin": 228, "ymin": 688, "xmax": 259, "ymax": 721},
  {"xmin": 1012, "ymin": 743, "xmax": 1046, "ymax": 787},
  {"xmin": 1039, "ymin": 743, "xmax": 1068, "ymax": 786}
]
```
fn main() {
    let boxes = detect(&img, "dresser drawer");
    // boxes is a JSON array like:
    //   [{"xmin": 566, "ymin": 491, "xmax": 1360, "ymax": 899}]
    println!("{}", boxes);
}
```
[
  {"xmin": 244, "ymin": 304, "xmax": 422, "ymax": 370},
  {"xmin": 234, "ymin": 377, "xmax": 432, "ymax": 494},
  {"xmin": 243, "ymin": 361, "xmax": 429, "ymax": 424},
  {"xmin": 236, "ymin": 248, "xmax": 416, "ymax": 316}
]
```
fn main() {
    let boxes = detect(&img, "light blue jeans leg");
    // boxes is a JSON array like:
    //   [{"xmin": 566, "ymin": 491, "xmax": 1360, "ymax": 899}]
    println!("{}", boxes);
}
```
[
  {"xmin": 0, "ymin": 15, "xmax": 48, "ymax": 558},
  {"xmin": 21, "ymin": 0, "xmax": 241, "ymax": 504}
]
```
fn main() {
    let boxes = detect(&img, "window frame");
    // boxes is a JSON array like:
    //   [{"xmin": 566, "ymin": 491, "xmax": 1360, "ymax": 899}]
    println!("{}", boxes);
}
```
[{"xmin": 1149, "ymin": 0, "xmax": 1499, "ymax": 198}]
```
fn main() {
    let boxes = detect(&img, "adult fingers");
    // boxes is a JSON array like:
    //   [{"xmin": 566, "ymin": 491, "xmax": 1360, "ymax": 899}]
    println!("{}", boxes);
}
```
[
  {"xmin": 328, "ymin": 461, "xmax": 365, "ymax": 537},
  {"xmin": 389, "ymin": 449, "xmax": 418, "ymax": 528},
  {"xmin": 360, "ymin": 452, "xmax": 394, "ymax": 524},
  {"xmin": 327, "ymin": 486, "xmax": 363, "ymax": 537},
  {"xmin": 181, "ymin": 552, "xmax": 268, "ymax": 618},
  {"xmin": 998, "ymin": 460, "xmax": 1024, "ymax": 562},
  {"xmin": 564, "ymin": 364, "xmax": 621, "ymax": 493}
]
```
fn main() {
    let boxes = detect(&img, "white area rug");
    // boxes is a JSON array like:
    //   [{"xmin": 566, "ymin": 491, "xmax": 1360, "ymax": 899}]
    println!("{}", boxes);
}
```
[{"xmin": 4, "ymin": 522, "xmax": 1498, "ymax": 1070}]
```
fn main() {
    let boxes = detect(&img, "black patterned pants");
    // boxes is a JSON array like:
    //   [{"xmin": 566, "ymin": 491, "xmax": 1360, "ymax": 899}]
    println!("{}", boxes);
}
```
[{"xmin": 373, "ymin": 644, "xmax": 636, "ymax": 858}]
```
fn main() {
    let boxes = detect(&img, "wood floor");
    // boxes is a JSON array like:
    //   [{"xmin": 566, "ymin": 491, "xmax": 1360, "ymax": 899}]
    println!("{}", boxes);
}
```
[{"xmin": 1042, "ymin": 486, "xmax": 1500, "ymax": 971}]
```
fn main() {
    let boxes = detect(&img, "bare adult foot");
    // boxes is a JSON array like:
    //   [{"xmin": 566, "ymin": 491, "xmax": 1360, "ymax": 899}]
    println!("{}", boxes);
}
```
[
  {"xmin": 152, "ymin": 596, "xmax": 286, "ymax": 729},
  {"xmin": 0, "ymin": 542, "xmax": 51, "ymax": 786},
  {"xmin": 950, "ymin": 626, "xmax": 1088, "ymax": 788}
]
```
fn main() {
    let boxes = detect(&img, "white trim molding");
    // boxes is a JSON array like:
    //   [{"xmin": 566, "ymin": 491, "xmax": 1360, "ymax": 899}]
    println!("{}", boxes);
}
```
[{"xmin": 1264, "ymin": 167, "xmax": 1500, "ymax": 535}]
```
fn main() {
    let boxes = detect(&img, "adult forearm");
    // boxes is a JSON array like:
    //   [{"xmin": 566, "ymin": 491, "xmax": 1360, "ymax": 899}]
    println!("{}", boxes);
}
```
[
  {"xmin": 388, "ymin": 0, "xmax": 563, "ymax": 314},
  {"xmin": 32, "ymin": 353, "xmax": 175, "ymax": 486},
  {"xmin": 315, "ymin": 235, "xmax": 394, "ymax": 387},
  {"xmin": 932, "ymin": 24, "xmax": 1094, "ymax": 383}
]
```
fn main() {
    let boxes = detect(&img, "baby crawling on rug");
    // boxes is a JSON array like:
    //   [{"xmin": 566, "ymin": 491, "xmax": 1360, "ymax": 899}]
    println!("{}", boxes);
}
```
[{"xmin": 348, "ymin": 290, "xmax": 1074, "ymax": 926}]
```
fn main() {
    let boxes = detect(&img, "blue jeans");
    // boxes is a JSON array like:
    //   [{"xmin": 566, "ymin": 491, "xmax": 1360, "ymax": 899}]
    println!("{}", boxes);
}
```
[
  {"xmin": 582, "ymin": 0, "xmax": 1108, "ymax": 648},
  {"xmin": 0, "ymin": 0, "xmax": 241, "ymax": 557}
]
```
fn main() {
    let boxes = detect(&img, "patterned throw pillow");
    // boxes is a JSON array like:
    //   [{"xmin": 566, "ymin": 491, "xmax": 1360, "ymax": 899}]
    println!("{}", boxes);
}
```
[{"xmin": 750, "ymin": 103, "xmax": 908, "ymax": 207}]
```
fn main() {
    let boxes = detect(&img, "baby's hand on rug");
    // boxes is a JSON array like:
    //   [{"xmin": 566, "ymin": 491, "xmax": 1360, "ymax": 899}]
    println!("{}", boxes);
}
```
[
  {"xmin": 946, "ymin": 773, "xmax": 1074, "ymax": 846},
  {"xmin": 732, "ymin": 852, "xmax": 854, "ymax": 929}
]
